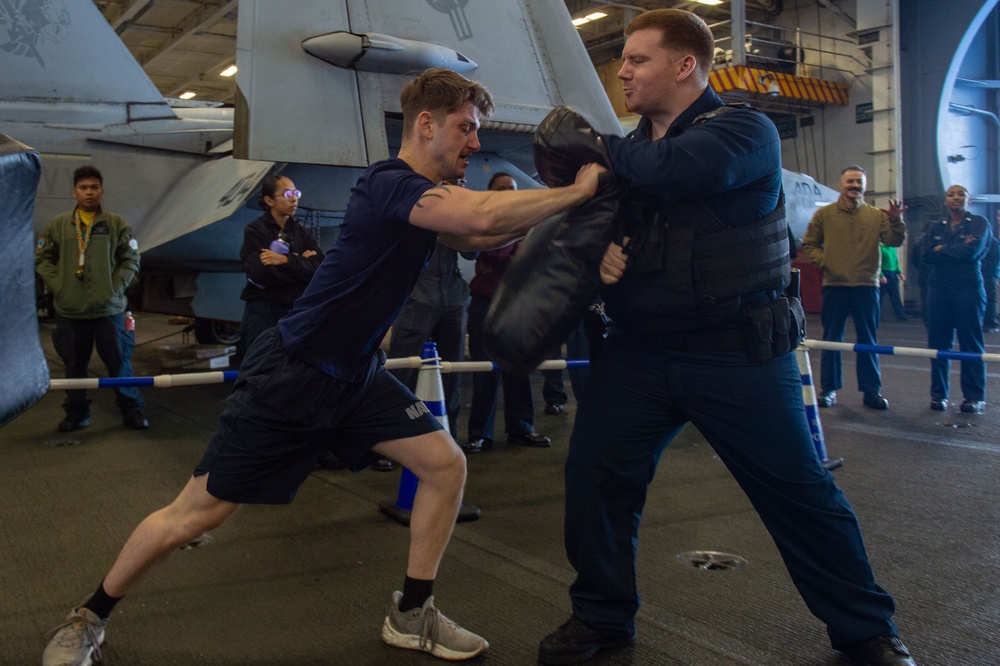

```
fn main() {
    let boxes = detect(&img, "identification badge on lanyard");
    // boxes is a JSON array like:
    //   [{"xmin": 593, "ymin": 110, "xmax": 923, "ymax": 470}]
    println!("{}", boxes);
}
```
[{"xmin": 74, "ymin": 210, "xmax": 93, "ymax": 279}]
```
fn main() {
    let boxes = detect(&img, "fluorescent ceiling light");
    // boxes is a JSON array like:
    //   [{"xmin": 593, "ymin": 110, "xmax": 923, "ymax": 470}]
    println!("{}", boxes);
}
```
[
  {"xmin": 179, "ymin": 91, "xmax": 197, "ymax": 100},
  {"xmin": 219, "ymin": 65, "xmax": 237, "ymax": 77},
  {"xmin": 572, "ymin": 10, "xmax": 607, "ymax": 27},
  {"xmin": 693, "ymin": 0, "xmax": 723, "ymax": 5}
]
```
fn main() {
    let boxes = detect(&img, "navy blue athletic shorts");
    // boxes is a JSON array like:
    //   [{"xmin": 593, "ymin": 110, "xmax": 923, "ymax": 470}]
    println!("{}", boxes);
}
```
[{"xmin": 194, "ymin": 328, "xmax": 443, "ymax": 504}]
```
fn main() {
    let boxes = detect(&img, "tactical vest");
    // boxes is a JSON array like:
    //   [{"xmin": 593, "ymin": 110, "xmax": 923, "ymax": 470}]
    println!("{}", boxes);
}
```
[{"xmin": 605, "ymin": 104, "xmax": 790, "ymax": 334}]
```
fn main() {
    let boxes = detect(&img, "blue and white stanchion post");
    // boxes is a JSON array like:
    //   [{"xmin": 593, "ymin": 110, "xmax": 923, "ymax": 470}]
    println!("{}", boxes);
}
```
[
  {"xmin": 787, "ymin": 267, "xmax": 843, "ymax": 470},
  {"xmin": 796, "ymin": 344, "xmax": 843, "ymax": 470},
  {"xmin": 378, "ymin": 341, "xmax": 481, "ymax": 526}
]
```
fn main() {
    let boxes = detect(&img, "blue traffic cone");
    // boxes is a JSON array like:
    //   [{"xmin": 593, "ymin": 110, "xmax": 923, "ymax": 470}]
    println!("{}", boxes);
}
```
[
  {"xmin": 379, "ymin": 341, "xmax": 481, "ymax": 524},
  {"xmin": 796, "ymin": 346, "xmax": 843, "ymax": 470}
]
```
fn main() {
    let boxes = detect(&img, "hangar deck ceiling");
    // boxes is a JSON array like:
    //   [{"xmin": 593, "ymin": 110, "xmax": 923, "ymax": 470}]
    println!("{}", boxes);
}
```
[{"xmin": 91, "ymin": 0, "xmax": 782, "ymax": 107}]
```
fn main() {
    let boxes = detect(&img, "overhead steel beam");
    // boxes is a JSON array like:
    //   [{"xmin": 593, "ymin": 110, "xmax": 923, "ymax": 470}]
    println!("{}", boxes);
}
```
[
  {"xmin": 817, "ymin": 0, "xmax": 857, "ymax": 29},
  {"xmin": 109, "ymin": 0, "xmax": 154, "ymax": 31},
  {"xmin": 137, "ymin": 0, "xmax": 238, "ymax": 69}
]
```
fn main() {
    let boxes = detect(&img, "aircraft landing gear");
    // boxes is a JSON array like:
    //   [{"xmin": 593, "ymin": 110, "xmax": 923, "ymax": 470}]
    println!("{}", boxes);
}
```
[{"xmin": 194, "ymin": 319, "xmax": 241, "ymax": 346}]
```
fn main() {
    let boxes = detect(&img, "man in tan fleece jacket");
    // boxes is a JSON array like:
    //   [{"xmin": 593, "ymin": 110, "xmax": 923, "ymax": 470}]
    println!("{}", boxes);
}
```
[{"xmin": 802, "ymin": 165, "xmax": 906, "ymax": 410}]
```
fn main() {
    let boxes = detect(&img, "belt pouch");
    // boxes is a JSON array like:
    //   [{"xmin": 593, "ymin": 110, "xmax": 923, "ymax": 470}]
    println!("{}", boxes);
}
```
[
  {"xmin": 741, "ymin": 301, "xmax": 774, "ymax": 362},
  {"xmin": 767, "ymin": 296, "xmax": 792, "ymax": 357}
]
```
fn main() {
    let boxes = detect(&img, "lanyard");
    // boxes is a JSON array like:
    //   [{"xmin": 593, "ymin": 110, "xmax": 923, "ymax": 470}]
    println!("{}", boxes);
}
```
[{"xmin": 73, "ymin": 209, "xmax": 93, "ymax": 278}]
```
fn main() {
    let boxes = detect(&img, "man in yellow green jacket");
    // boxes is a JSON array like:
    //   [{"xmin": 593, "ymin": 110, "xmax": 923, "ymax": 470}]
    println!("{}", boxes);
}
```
[{"xmin": 35, "ymin": 165, "xmax": 149, "ymax": 431}]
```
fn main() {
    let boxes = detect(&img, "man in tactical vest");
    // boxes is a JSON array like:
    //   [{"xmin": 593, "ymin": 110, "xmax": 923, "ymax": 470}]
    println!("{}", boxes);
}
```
[{"xmin": 537, "ymin": 9, "xmax": 917, "ymax": 666}]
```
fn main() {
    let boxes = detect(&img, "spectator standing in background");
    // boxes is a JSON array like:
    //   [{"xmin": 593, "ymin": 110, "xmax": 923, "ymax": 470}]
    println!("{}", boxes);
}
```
[
  {"xmin": 35, "ymin": 164, "xmax": 149, "ymax": 432},
  {"xmin": 879, "ymin": 243, "xmax": 908, "ymax": 322},
  {"xmin": 238, "ymin": 175, "xmax": 323, "ymax": 357}
]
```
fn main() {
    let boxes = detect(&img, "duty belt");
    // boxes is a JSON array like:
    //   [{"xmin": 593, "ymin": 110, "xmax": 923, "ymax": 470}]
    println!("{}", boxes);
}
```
[
  {"xmin": 616, "ymin": 291, "xmax": 779, "ymax": 353},
  {"xmin": 623, "ymin": 325, "xmax": 746, "ymax": 354}
]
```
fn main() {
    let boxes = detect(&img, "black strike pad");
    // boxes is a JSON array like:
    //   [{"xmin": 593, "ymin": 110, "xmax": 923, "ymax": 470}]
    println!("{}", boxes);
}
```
[
  {"xmin": 483, "ymin": 106, "xmax": 622, "ymax": 376},
  {"xmin": 0, "ymin": 135, "xmax": 48, "ymax": 428}
]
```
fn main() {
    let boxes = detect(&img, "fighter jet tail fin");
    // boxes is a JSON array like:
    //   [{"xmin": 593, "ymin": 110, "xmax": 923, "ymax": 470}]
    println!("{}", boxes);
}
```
[{"xmin": 0, "ymin": 0, "xmax": 174, "ymax": 125}]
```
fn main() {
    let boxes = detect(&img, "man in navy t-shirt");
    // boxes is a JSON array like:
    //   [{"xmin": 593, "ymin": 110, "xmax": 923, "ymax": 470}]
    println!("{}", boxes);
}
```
[{"xmin": 43, "ymin": 67, "xmax": 604, "ymax": 666}]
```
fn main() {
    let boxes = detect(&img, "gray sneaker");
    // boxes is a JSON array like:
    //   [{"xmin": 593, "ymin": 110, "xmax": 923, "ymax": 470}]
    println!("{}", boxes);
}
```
[
  {"xmin": 381, "ymin": 591, "xmax": 488, "ymax": 660},
  {"xmin": 42, "ymin": 607, "xmax": 106, "ymax": 666}
]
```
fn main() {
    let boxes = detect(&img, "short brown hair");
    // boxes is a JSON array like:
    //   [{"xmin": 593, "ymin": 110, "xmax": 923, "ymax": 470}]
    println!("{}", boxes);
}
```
[
  {"xmin": 400, "ymin": 68, "xmax": 494, "ymax": 139},
  {"xmin": 625, "ymin": 9, "xmax": 715, "ymax": 77}
]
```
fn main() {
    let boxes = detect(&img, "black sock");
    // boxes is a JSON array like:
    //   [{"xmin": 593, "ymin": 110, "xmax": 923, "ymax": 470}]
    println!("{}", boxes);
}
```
[
  {"xmin": 398, "ymin": 577, "xmax": 434, "ymax": 613},
  {"xmin": 82, "ymin": 581, "xmax": 122, "ymax": 620}
]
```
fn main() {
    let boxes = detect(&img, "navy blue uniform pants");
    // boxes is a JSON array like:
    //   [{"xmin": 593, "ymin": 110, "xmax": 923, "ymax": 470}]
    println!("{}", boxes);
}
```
[
  {"xmin": 387, "ymin": 294, "xmax": 467, "ymax": 438},
  {"xmin": 52, "ymin": 313, "xmax": 143, "ymax": 419},
  {"xmin": 466, "ymin": 294, "xmax": 535, "ymax": 440},
  {"xmin": 926, "ymin": 276, "xmax": 986, "ymax": 401},
  {"xmin": 565, "ymin": 328, "xmax": 898, "ymax": 650},
  {"xmin": 541, "ymin": 319, "xmax": 591, "ymax": 406},
  {"xmin": 239, "ymin": 300, "xmax": 290, "ymax": 359},
  {"xmin": 879, "ymin": 271, "xmax": 907, "ymax": 320},
  {"xmin": 820, "ymin": 286, "xmax": 882, "ymax": 395},
  {"xmin": 983, "ymin": 275, "xmax": 998, "ymax": 328}
]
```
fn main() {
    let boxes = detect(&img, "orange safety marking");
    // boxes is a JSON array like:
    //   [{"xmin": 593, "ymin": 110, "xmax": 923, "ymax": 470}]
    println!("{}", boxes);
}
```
[{"xmin": 709, "ymin": 66, "xmax": 849, "ymax": 105}]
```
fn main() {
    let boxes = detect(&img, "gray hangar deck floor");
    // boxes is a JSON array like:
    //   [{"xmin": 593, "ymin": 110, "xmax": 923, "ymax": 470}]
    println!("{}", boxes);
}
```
[{"xmin": 1, "ymin": 313, "xmax": 998, "ymax": 665}]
